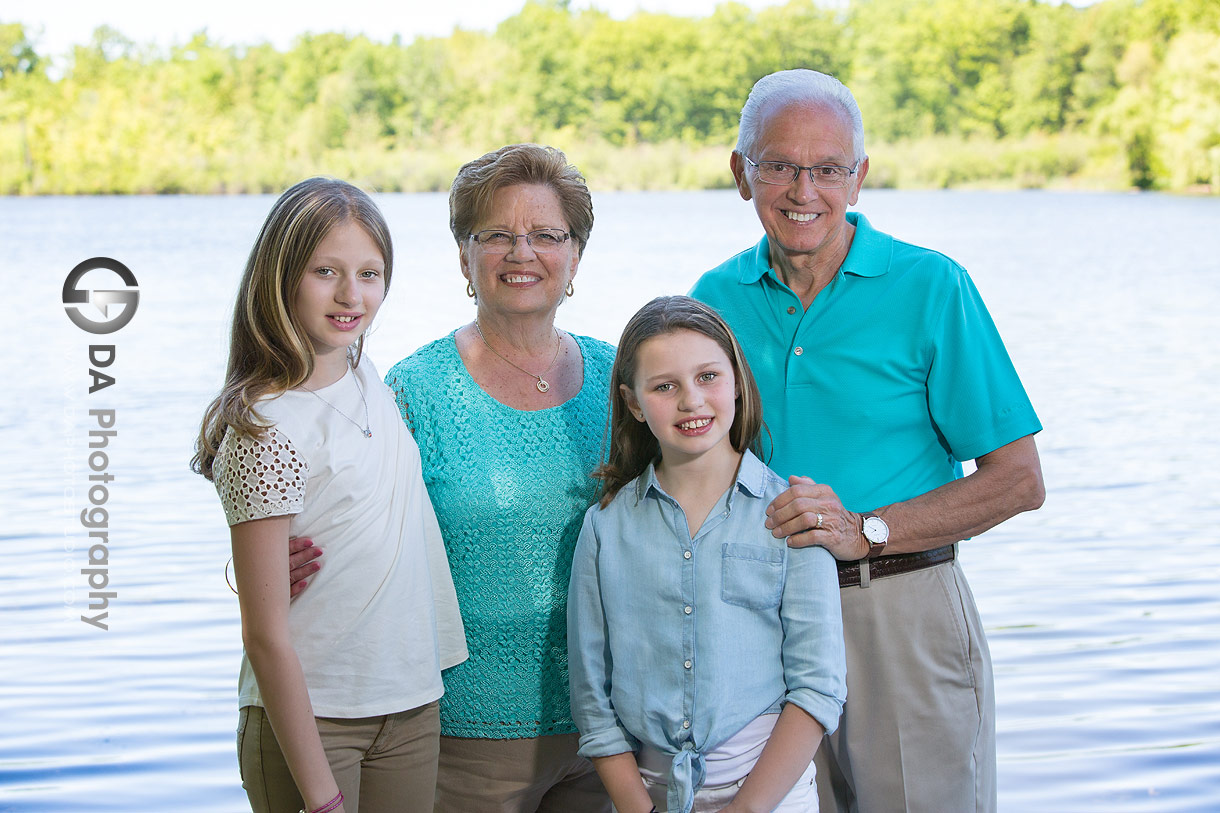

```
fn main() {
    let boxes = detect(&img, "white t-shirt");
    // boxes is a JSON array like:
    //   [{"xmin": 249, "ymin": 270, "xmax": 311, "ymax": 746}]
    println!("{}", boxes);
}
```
[
  {"xmin": 638, "ymin": 713, "xmax": 779, "ymax": 787},
  {"xmin": 214, "ymin": 357, "xmax": 467, "ymax": 718}
]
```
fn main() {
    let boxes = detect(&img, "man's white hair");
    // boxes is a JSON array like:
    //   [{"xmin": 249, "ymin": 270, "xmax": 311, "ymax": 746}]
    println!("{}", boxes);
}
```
[{"xmin": 735, "ymin": 69, "xmax": 866, "ymax": 164}]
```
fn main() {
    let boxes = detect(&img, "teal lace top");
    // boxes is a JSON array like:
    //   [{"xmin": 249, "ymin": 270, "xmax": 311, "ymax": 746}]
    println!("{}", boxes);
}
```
[{"xmin": 385, "ymin": 330, "xmax": 616, "ymax": 739}]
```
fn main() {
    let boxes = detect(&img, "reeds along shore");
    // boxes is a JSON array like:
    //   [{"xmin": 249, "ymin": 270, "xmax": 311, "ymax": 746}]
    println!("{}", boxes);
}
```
[{"xmin": 2, "ymin": 0, "xmax": 1219, "ymax": 195}]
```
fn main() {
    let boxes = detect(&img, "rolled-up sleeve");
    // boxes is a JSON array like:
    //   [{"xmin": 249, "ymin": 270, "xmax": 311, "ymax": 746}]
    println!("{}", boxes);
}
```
[
  {"xmin": 567, "ymin": 507, "xmax": 640, "ymax": 758},
  {"xmin": 779, "ymin": 545, "xmax": 847, "ymax": 734}
]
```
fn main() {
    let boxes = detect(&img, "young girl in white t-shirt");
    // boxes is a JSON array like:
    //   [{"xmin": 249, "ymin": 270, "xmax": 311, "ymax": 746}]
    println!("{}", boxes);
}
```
[
  {"xmin": 192, "ymin": 178, "xmax": 466, "ymax": 813},
  {"xmin": 567, "ymin": 296, "xmax": 846, "ymax": 813}
]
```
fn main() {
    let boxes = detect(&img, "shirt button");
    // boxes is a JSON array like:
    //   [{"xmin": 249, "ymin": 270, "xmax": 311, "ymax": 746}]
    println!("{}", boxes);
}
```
[
  {"xmin": 684, "ymin": 660, "xmax": 692, "ymax": 669},
  {"xmin": 683, "ymin": 550, "xmax": 692, "ymax": 560},
  {"xmin": 787, "ymin": 306, "xmax": 796, "ymax": 314},
  {"xmin": 682, "ymin": 720, "xmax": 691, "ymax": 730},
  {"xmin": 683, "ymin": 605, "xmax": 692, "ymax": 615},
  {"xmin": 794, "ymin": 346, "xmax": 804, "ymax": 356}
]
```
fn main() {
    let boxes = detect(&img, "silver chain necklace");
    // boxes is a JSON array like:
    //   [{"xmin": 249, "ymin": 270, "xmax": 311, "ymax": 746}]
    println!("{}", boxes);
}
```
[
  {"xmin": 474, "ymin": 320, "xmax": 562, "ymax": 393},
  {"xmin": 304, "ymin": 366, "xmax": 373, "ymax": 438}
]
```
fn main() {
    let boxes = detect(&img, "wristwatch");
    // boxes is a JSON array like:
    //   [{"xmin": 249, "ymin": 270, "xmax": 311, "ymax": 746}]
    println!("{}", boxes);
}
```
[{"xmin": 861, "ymin": 513, "xmax": 889, "ymax": 558}]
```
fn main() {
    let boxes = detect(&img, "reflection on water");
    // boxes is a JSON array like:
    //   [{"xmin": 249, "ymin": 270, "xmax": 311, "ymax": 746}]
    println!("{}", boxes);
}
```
[{"xmin": 3, "ymin": 190, "xmax": 1218, "ymax": 811}]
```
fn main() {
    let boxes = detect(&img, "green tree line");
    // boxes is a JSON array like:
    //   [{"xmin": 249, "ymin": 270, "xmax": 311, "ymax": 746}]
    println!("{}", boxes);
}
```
[{"xmin": 2, "ymin": 0, "xmax": 1219, "ymax": 194}]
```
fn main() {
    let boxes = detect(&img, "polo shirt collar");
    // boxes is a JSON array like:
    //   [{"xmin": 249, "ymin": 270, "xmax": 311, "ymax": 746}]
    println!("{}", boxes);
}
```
[
  {"xmin": 839, "ymin": 212, "xmax": 889, "ymax": 278},
  {"xmin": 736, "ymin": 210, "xmax": 889, "ymax": 286}
]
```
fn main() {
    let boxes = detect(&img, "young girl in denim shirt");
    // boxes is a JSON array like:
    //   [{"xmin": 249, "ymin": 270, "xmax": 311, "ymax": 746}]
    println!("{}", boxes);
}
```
[{"xmin": 567, "ymin": 296, "xmax": 847, "ymax": 813}]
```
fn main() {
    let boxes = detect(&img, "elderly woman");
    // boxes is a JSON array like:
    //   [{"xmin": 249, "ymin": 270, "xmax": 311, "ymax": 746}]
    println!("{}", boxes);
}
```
[
  {"xmin": 289, "ymin": 144, "xmax": 613, "ymax": 809},
  {"xmin": 388, "ymin": 144, "xmax": 614, "ymax": 811}
]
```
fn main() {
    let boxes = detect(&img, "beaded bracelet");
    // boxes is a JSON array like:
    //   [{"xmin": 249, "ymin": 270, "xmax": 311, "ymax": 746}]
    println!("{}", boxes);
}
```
[{"xmin": 299, "ymin": 790, "xmax": 343, "ymax": 813}]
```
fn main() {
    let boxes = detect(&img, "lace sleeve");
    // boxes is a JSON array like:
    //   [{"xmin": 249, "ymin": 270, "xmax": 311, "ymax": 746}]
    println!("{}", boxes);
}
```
[{"xmin": 213, "ymin": 426, "xmax": 308, "ymax": 526}]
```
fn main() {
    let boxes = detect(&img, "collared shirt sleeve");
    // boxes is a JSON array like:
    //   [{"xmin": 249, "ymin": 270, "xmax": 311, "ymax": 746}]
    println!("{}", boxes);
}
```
[
  {"xmin": 778, "ymin": 544, "xmax": 847, "ymax": 735},
  {"xmin": 926, "ymin": 270, "xmax": 1042, "ymax": 462},
  {"xmin": 567, "ymin": 505, "xmax": 641, "ymax": 758}
]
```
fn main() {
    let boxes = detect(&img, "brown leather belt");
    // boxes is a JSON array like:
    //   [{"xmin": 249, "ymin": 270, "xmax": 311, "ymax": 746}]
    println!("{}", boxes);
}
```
[{"xmin": 837, "ymin": 545, "xmax": 955, "ymax": 588}]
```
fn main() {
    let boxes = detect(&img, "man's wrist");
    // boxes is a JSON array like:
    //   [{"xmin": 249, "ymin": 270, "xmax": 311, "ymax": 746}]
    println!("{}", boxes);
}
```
[{"xmin": 860, "ymin": 512, "xmax": 889, "ymax": 558}]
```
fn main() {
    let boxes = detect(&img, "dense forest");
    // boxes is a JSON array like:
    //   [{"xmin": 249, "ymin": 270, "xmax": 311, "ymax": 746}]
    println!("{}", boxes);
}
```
[{"xmin": 2, "ymin": 0, "xmax": 1218, "ymax": 194}]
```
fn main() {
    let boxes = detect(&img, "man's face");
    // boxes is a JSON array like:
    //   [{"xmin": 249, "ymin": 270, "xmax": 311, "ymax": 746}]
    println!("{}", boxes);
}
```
[{"xmin": 732, "ymin": 102, "xmax": 868, "ymax": 267}]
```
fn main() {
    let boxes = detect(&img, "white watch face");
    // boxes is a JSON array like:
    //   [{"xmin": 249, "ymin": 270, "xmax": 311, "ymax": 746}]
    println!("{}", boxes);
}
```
[{"xmin": 863, "ymin": 516, "xmax": 889, "ymax": 544}]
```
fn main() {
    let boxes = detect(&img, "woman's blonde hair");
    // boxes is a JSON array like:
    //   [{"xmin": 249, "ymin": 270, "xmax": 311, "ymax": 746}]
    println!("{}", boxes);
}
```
[
  {"xmin": 596, "ymin": 296, "xmax": 765, "ymax": 506},
  {"xmin": 191, "ymin": 177, "xmax": 393, "ymax": 480}
]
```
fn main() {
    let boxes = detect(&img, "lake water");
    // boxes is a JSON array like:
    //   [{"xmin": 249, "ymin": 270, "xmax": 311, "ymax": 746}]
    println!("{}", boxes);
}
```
[{"xmin": 3, "ymin": 189, "xmax": 1218, "ymax": 812}]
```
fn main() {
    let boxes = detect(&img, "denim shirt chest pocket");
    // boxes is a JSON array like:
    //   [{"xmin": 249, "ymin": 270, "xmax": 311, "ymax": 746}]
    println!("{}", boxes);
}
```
[{"xmin": 721, "ymin": 543, "xmax": 785, "ymax": 609}]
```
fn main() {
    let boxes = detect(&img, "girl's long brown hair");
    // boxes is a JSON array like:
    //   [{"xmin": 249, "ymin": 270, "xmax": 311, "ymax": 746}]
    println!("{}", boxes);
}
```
[
  {"xmin": 596, "ymin": 296, "xmax": 765, "ymax": 506},
  {"xmin": 191, "ymin": 178, "xmax": 393, "ymax": 481}
]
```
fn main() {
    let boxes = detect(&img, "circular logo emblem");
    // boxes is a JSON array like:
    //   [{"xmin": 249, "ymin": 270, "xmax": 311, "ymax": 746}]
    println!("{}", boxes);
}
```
[{"xmin": 63, "ymin": 258, "xmax": 140, "ymax": 335}]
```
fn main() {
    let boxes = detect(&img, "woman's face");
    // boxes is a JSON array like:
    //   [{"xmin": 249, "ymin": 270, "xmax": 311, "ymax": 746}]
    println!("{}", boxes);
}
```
[{"xmin": 460, "ymin": 183, "xmax": 580, "ymax": 323}]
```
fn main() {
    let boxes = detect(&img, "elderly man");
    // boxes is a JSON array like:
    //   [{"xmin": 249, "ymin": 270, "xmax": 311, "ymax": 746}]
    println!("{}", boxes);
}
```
[{"xmin": 690, "ymin": 69, "xmax": 1044, "ymax": 812}]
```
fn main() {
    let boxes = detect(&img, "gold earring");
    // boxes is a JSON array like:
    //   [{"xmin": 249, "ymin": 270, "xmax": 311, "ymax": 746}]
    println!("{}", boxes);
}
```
[
  {"xmin": 565, "ymin": 281, "xmax": 574, "ymax": 297},
  {"xmin": 466, "ymin": 281, "xmax": 476, "ymax": 298}
]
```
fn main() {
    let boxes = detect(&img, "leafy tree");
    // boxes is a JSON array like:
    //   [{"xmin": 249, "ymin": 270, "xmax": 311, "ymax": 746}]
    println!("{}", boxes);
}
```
[
  {"xmin": 1156, "ymin": 31, "xmax": 1220, "ymax": 188},
  {"xmin": 2, "ymin": 0, "xmax": 1219, "ymax": 194}
]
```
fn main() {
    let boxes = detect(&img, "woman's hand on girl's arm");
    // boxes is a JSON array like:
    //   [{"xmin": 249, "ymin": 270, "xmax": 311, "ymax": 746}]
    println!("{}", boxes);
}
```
[
  {"xmin": 287, "ymin": 536, "xmax": 323, "ymax": 597},
  {"xmin": 719, "ymin": 704, "xmax": 823, "ymax": 813},
  {"xmin": 592, "ymin": 752, "xmax": 654, "ymax": 813},
  {"xmin": 232, "ymin": 517, "xmax": 339, "ymax": 811}
]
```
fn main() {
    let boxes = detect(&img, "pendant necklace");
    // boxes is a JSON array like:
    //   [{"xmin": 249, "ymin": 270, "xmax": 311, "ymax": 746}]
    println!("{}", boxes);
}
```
[
  {"xmin": 304, "ymin": 365, "xmax": 373, "ymax": 438},
  {"xmin": 474, "ymin": 319, "xmax": 562, "ymax": 393}
]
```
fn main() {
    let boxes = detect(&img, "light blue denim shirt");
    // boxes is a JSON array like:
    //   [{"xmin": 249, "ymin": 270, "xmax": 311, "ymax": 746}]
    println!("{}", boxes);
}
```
[{"xmin": 567, "ymin": 451, "xmax": 847, "ymax": 813}]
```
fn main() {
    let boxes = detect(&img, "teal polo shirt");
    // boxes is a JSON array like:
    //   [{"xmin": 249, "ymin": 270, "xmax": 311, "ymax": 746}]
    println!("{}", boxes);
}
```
[{"xmin": 690, "ymin": 212, "xmax": 1041, "ymax": 513}]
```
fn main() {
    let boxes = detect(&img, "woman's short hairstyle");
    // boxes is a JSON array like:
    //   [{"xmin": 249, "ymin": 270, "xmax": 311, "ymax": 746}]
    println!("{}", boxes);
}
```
[
  {"xmin": 735, "ymin": 69, "xmax": 867, "ymax": 163},
  {"xmin": 596, "ymin": 296, "xmax": 766, "ymax": 506},
  {"xmin": 449, "ymin": 143, "xmax": 594, "ymax": 255},
  {"xmin": 192, "ymin": 177, "xmax": 391, "ymax": 480}
]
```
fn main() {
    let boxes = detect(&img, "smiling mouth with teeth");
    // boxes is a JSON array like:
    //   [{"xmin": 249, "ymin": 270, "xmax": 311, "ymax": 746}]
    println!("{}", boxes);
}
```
[
  {"xmin": 504, "ymin": 274, "xmax": 540, "ymax": 284},
  {"xmin": 678, "ymin": 418, "xmax": 712, "ymax": 430},
  {"xmin": 332, "ymin": 315, "xmax": 358, "ymax": 322},
  {"xmin": 785, "ymin": 211, "xmax": 819, "ymax": 222}
]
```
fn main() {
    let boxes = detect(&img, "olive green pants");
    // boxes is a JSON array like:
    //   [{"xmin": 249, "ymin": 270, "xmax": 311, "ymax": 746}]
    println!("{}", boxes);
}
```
[
  {"xmin": 237, "ymin": 700, "xmax": 440, "ymax": 813},
  {"xmin": 434, "ymin": 732, "xmax": 610, "ymax": 813}
]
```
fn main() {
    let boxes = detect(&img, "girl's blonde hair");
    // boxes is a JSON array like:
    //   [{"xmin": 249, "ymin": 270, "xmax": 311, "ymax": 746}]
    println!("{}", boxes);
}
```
[
  {"xmin": 191, "ymin": 177, "xmax": 393, "ymax": 481},
  {"xmin": 596, "ymin": 296, "xmax": 765, "ymax": 506}
]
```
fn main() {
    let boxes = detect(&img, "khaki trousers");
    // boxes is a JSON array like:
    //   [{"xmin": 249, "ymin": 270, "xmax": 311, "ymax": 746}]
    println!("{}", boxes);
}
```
[
  {"xmin": 816, "ymin": 560, "xmax": 997, "ymax": 813},
  {"xmin": 238, "ymin": 701, "xmax": 440, "ymax": 813},
  {"xmin": 434, "ymin": 732, "xmax": 611, "ymax": 813}
]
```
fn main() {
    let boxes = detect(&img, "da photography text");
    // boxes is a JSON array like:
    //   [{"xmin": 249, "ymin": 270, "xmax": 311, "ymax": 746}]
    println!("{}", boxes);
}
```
[{"xmin": 62, "ymin": 257, "xmax": 140, "ymax": 630}]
